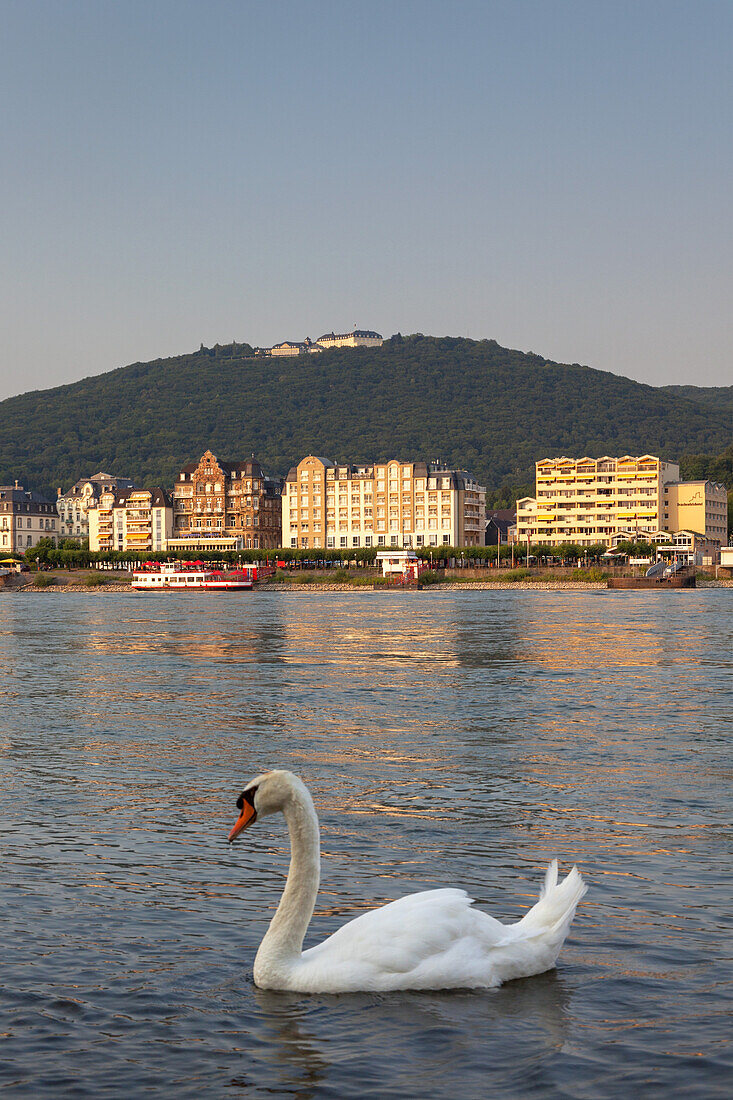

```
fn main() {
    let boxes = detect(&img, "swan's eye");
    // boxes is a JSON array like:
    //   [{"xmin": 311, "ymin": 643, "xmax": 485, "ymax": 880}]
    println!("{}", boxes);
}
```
[{"xmin": 236, "ymin": 786, "xmax": 257, "ymax": 811}]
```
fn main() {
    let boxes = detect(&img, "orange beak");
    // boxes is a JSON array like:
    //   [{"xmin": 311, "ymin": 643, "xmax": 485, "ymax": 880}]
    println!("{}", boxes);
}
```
[{"xmin": 228, "ymin": 800, "xmax": 257, "ymax": 842}]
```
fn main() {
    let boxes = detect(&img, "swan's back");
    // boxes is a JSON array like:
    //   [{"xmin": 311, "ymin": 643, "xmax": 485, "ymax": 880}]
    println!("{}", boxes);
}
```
[{"xmin": 288, "ymin": 864, "xmax": 586, "ymax": 993}]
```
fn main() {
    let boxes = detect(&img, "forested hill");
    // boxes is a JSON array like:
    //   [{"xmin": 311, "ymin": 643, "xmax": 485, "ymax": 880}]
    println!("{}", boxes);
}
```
[
  {"xmin": 659, "ymin": 384, "xmax": 733, "ymax": 416},
  {"xmin": 1, "ymin": 335, "xmax": 730, "ymax": 498}
]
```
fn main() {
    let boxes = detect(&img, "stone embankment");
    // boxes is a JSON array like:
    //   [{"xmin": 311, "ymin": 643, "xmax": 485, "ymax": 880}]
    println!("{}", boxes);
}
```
[
  {"xmin": 11, "ymin": 583, "xmax": 132, "ymax": 593},
  {"xmin": 5, "ymin": 576, "xmax": 732, "ymax": 593}
]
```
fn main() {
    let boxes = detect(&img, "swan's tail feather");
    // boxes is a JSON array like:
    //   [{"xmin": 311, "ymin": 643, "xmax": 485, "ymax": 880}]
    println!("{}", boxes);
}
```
[
  {"xmin": 541, "ymin": 858, "xmax": 559, "ymax": 898},
  {"xmin": 518, "ymin": 862, "xmax": 587, "ymax": 938}
]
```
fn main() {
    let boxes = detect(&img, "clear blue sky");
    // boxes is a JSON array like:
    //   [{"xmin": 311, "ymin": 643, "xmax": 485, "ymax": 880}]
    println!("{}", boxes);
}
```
[{"xmin": 1, "ymin": 0, "xmax": 731, "ymax": 399}]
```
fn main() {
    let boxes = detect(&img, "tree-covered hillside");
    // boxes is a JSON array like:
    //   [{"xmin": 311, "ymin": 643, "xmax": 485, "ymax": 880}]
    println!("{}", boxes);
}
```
[
  {"xmin": 661, "ymin": 385, "xmax": 733, "ymax": 416},
  {"xmin": 1, "ymin": 335, "xmax": 730, "ymax": 496}
]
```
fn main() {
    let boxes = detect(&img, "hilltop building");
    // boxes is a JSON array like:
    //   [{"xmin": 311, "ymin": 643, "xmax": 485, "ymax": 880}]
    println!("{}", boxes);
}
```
[
  {"xmin": 56, "ymin": 472, "xmax": 136, "ymax": 542},
  {"xmin": 282, "ymin": 455, "xmax": 485, "ymax": 550},
  {"xmin": 170, "ymin": 450, "xmax": 282, "ymax": 553},
  {"xmin": 315, "ymin": 329, "xmax": 383, "ymax": 349},
  {"xmin": 265, "ymin": 329, "xmax": 383, "ymax": 355},
  {"xmin": 88, "ymin": 488, "xmax": 173, "ymax": 553},
  {"xmin": 0, "ymin": 483, "xmax": 59, "ymax": 552},
  {"xmin": 270, "ymin": 338, "xmax": 323, "ymax": 357},
  {"xmin": 516, "ymin": 455, "xmax": 728, "ymax": 549}
]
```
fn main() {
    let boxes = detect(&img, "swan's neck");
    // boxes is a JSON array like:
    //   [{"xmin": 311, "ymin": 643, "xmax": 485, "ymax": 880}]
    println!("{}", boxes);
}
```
[{"xmin": 255, "ymin": 786, "xmax": 320, "ymax": 975}]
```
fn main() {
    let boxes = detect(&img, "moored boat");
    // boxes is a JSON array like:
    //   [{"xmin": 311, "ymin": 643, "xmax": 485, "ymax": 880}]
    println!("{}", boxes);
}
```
[
  {"xmin": 607, "ymin": 564, "xmax": 696, "ymax": 589},
  {"xmin": 132, "ymin": 561, "xmax": 254, "ymax": 590}
]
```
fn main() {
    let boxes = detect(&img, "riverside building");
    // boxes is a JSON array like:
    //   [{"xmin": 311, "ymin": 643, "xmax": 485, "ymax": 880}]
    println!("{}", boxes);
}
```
[
  {"xmin": 170, "ymin": 451, "xmax": 282, "ymax": 553},
  {"xmin": 516, "ymin": 455, "xmax": 728, "ymax": 549},
  {"xmin": 282, "ymin": 456, "xmax": 485, "ymax": 550},
  {"xmin": 662, "ymin": 480, "xmax": 728, "ymax": 547},
  {"xmin": 88, "ymin": 488, "xmax": 173, "ymax": 553},
  {"xmin": 56, "ymin": 472, "xmax": 136, "ymax": 542},
  {"xmin": 0, "ymin": 483, "xmax": 59, "ymax": 552}
]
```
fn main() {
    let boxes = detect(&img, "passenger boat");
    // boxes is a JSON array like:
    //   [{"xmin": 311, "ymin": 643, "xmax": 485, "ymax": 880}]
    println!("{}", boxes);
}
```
[{"xmin": 131, "ymin": 561, "xmax": 254, "ymax": 591}]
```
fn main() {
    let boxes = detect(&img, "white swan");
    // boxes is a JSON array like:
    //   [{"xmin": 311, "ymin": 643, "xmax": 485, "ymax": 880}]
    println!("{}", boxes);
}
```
[{"xmin": 228, "ymin": 769, "xmax": 587, "ymax": 993}]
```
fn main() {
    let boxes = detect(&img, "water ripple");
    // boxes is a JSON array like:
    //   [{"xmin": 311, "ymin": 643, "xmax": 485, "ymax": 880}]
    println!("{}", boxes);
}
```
[{"xmin": 0, "ymin": 590, "xmax": 731, "ymax": 1098}]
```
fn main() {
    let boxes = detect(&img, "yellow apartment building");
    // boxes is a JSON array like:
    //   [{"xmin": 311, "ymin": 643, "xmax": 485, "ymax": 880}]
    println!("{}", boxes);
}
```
[
  {"xmin": 662, "ymin": 480, "xmax": 728, "ymax": 546},
  {"xmin": 88, "ymin": 488, "xmax": 173, "ymax": 553},
  {"xmin": 515, "ymin": 455, "xmax": 681, "ymax": 547},
  {"xmin": 282, "ymin": 456, "xmax": 485, "ymax": 550}
]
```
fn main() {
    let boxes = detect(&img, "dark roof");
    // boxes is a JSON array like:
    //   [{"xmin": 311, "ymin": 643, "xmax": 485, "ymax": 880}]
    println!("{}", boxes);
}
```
[
  {"xmin": 0, "ymin": 486, "xmax": 56, "ymax": 506},
  {"xmin": 65, "ymin": 473, "xmax": 135, "ymax": 495}
]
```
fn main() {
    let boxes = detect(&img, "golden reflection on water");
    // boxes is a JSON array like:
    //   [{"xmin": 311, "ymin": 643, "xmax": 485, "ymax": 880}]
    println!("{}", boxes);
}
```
[{"xmin": 514, "ymin": 594, "xmax": 712, "ymax": 671}]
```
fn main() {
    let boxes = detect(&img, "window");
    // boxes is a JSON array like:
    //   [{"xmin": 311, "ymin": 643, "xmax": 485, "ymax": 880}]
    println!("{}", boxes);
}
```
[
  {"xmin": 365, "ymin": 536, "xmax": 372, "ymax": 547},
  {"xmin": 340, "ymin": 536, "xmax": 347, "ymax": 548},
  {"xmin": 352, "ymin": 536, "xmax": 360, "ymax": 547},
  {"xmin": 327, "ymin": 536, "xmax": 335, "ymax": 548},
  {"xmin": 291, "ymin": 537, "xmax": 297, "ymax": 548}
]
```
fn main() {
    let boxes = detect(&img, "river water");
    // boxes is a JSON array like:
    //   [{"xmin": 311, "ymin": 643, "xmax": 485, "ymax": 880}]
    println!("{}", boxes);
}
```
[{"xmin": 0, "ymin": 589, "xmax": 730, "ymax": 1098}]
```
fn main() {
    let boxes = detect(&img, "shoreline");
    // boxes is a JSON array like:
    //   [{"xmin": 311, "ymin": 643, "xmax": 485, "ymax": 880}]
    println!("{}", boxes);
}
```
[{"xmin": 6, "ymin": 578, "xmax": 732, "ymax": 593}]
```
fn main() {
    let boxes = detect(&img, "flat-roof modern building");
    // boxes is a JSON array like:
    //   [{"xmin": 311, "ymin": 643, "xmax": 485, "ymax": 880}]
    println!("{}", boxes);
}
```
[{"xmin": 662, "ymin": 480, "xmax": 728, "ymax": 547}]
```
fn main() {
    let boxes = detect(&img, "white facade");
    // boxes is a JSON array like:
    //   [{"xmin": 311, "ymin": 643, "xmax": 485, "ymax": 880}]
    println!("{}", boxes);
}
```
[
  {"xmin": 57, "ymin": 471, "xmax": 135, "ymax": 542},
  {"xmin": 0, "ymin": 484, "xmax": 58, "ymax": 553}
]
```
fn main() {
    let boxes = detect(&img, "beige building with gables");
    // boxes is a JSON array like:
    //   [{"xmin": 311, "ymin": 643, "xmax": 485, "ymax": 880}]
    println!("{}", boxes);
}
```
[{"xmin": 282, "ymin": 456, "xmax": 485, "ymax": 550}]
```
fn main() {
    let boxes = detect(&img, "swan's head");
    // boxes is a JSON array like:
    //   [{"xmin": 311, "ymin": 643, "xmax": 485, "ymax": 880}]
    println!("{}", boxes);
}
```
[{"xmin": 228, "ymin": 769, "xmax": 309, "ymax": 843}]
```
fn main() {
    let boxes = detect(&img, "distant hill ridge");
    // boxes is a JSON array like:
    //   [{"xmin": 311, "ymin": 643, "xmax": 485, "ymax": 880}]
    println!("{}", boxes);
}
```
[{"xmin": 1, "ymin": 334, "xmax": 730, "ymax": 499}]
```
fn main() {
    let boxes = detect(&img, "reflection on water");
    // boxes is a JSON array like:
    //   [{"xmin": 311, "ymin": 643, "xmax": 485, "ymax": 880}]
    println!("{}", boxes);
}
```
[{"xmin": 0, "ymin": 590, "xmax": 731, "ymax": 1098}]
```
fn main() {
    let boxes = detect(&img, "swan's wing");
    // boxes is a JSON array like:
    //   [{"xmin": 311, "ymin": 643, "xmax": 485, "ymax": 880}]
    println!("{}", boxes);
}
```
[{"xmin": 297, "ymin": 889, "xmax": 508, "ymax": 991}]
